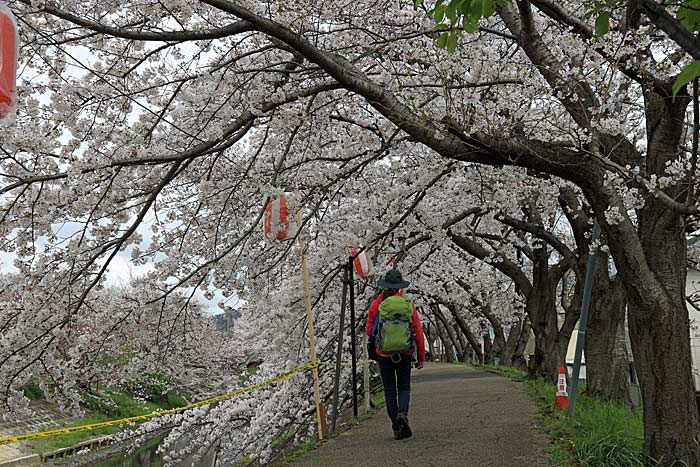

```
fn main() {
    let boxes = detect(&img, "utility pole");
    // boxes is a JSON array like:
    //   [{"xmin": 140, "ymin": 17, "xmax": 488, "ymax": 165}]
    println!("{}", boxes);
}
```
[
  {"xmin": 568, "ymin": 221, "xmax": 601, "ymax": 418},
  {"xmin": 330, "ymin": 263, "xmax": 349, "ymax": 432},
  {"xmin": 349, "ymin": 256, "xmax": 358, "ymax": 417}
]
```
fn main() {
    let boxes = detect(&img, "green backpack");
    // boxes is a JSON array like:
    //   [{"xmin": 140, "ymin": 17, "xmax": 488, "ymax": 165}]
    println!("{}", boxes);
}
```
[{"xmin": 377, "ymin": 296, "xmax": 414, "ymax": 353}]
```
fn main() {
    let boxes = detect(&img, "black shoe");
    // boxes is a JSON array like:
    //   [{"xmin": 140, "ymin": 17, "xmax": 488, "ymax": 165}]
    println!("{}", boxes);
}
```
[
  {"xmin": 396, "ymin": 412, "xmax": 412, "ymax": 439},
  {"xmin": 392, "ymin": 422, "xmax": 404, "ymax": 440}
]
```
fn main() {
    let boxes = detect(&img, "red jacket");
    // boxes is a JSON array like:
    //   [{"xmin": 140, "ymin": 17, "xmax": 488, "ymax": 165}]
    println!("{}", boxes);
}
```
[{"xmin": 365, "ymin": 294, "xmax": 426, "ymax": 362}]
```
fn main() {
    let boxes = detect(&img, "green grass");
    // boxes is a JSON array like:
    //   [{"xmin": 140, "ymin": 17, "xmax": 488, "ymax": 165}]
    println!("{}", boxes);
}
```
[
  {"xmin": 89, "ymin": 434, "xmax": 165, "ymax": 467},
  {"xmin": 18, "ymin": 378, "xmax": 45, "ymax": 400},
  {"xmin": 275, "ymin": 438, "xmax": 321, "ymax": 466},
  {"xmin": 30, "ymin": 386, "xmax": 186, "ymax": 453},
  {"xmin": 476, "ymin": 363, "xmax": 528, "ymax": 382},
  {"xmin": 490, "ymin": 366, "xmax": 645, "ymax": 467},
  {"xmin": 370, "ymin": 389, "xmax": 386, "ymax": 407}
]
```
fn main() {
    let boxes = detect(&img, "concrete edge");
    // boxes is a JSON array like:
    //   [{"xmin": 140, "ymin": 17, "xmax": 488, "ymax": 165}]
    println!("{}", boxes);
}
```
[{"xmin": 0, "ymin": 454, "xmax": 40, "ymax": 467}]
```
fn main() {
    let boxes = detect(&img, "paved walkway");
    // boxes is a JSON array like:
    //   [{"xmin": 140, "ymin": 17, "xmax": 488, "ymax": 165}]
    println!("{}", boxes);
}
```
[{"xmin": 286, "ymin": 363, "xmax": 550, "ymax": 467}]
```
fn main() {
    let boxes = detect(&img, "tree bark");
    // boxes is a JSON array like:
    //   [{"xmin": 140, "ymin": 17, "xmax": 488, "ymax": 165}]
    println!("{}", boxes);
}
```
[
  {"xmin": 502, "ymin": 318, "xmax": 522, "ymax": 364},
  {"xmin": 482, "ymin": 329, "xmax": 493, "ymax": 365},
  {"xmin": 433, "ymin": 307, "xmax": 462, "ymax": 362},
  {"xmin": 581, "ymin": 89, "xmax": 700, "ymax": 465},
  {"xmin": 585, "ymin": 254, "xmax": 632, "ymax": 404},
  {"xmin": 425, "ymin": 322, "xmax": 436, "ymax": 362},
  {"xmin": 558, "ymin": 186, "xmax": 633, "ymax": 404},
  {"xmin": 525, "ymin": 246, "xmax": 572, "ymax": 382},
  {"xmin": 444, "ymin": 301, "xmax": 483, "ymax": 362},
  {"xmin": 455, "ymin": 327, "xmax": 470, "ymax": 362},
  {"xmin": 631, "ymin": 90, "xmax": 698, "ymax": 465},
  {"xmin": 510, "ymin": 318, "xmax": 530, "ymax": 371},
  {"xmin": 480, "ymin": 302, "xmax": 507, "ymax": 363},
  {"xmin": 428, "ymin": 315, "xmax": 448, "ymax": 362}
]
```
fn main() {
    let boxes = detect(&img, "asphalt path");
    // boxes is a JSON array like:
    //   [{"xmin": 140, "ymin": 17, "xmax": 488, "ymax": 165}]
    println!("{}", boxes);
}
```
[{"xmin": 284, "ymin": 363, "xmax": 550, "ymax": 467}]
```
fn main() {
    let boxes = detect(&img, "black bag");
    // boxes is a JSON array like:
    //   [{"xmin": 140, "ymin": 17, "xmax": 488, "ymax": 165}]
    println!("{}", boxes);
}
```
[
  {"xmin": 367, "ymin": 334, "xmax": 379, "ymax": 361},
  {"xmin": 367, "ymin": 316, "xmax": 380, "ymax": 361}
]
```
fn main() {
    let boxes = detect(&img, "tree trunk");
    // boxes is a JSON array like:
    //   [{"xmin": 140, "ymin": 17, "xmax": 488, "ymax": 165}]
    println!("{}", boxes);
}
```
[
  {"xmin": 433, "ymin": 305, "xmax": 464, "ymax": 361},
  {"xmin": 584, "ymin": 89, "xmax": 700, "ymax": 465},
  {"xmin": 429, "ymin": 315, "xmax": 448, "ymax": 362},
  {"xmin": 510, "ymin": 318, "xmax": 530, "ymax": 371},
  {"xmin": 503, "ymin": 319, "xmax": 522, "ymax": 364},
  {"xmin": 482, "ymin": 331, "xmax": 493, "ymax": 365},
  {"xmin": 560, "ymin": 189, "xmax": 632, "ymax": 405},
  {"xmin": 425, "ymin": 322, "xmax": 435, "ymax": 362},
  {"xmin": 434, "ymin": 312, "xmax": 456, "ymax": 362},
  {"xmin": 628, "ymin": 273, "xmax": 699, "ymax": 466},
  {"xmin": 445, "ymin": 302, "xmax": 483, "ymax": 362},
  {"xmin": 586, "ymin": 262, "xmax": 632, "ymax": 404},
  {"xmin": 526, "ymin": 250, "xmax": 567, "ymax": 382},
  {"xmin": 432, "ymin": 318, "xmax": 447, "ymax": 362},
  {"xmin": 481, "ymin": 302, "xmax": 507, "ymax": 363},
  {"xmin": 634, "ymin": 91, "xmax": 700, "ymax": 466},
  {"xmin": 455, "ymin": 328, "xmax": 469, "ymax": 362},
  {"xmin": 628, "ymin": 218, "xmax": 699, "ymax": 464}
]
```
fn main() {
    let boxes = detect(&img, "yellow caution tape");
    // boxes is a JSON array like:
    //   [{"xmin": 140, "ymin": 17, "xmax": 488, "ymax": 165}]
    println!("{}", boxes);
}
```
[{"xmin": 0, "ymin": 359, "xmax": 375, "ymax": 446}]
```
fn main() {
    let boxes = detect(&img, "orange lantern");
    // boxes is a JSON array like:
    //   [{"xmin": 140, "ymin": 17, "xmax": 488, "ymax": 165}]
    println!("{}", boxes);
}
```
[
  {"xmin": 264, "ymin": 194, "xmax": 290, "ymax": 241},
  {"xmin": 352, "ymin": 246, "xmax": 372, "ymax": 278},
  {"xmin": 0, "ymin": 3, "xmax": 17, "ymax": 123}
]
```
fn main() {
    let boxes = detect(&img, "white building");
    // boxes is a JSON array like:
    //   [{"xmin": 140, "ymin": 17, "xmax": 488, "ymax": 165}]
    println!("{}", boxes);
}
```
[{"xmin": 684, "ymin": 268, "xmax": 700, "ymax": 391}]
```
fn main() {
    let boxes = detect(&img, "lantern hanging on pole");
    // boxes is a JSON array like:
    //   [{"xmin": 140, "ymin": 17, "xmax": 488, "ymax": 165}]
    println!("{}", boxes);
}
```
[
  {"xmin": 352, "ymin": 245, "xmax": 372, "ymax": 279},
  {"xmin": 264, "ymin": 194, "xmax": 291, "ymax": 241},
  {"xmin": 0, "ymin": 2, "xmax": 17, "ymax": 125}
]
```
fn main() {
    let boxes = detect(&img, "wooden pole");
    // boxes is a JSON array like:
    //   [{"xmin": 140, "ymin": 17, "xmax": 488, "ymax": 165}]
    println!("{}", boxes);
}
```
[{"xmin": 295, "ymin": 186, "xmax": 328, "ymax": 440}]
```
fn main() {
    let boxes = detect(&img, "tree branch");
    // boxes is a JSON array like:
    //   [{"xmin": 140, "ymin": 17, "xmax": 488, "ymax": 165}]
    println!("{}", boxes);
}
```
[
  {"xmin": 20, "ymin": 0, "xmax": 254, "ymax": 41},
  {"xmin": 448, "ymin": 231, "xmax": 533, "ymax": 295}
]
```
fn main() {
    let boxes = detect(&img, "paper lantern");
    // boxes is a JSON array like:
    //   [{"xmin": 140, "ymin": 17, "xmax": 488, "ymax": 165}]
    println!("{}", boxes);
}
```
[
  {"xmin": 264, "ymin": 194, "xmax": 290, "ymax": 241},
  {"xmin": 0, "ymin": 3, "xmax": 17, "ymax": 124},
  {"xmin": 352, "ymin": 246, "xmax": 372, "ymax": 278}
]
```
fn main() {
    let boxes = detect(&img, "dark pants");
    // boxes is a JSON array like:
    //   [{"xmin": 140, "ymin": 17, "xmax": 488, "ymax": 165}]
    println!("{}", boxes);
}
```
[{"xmin": 377, "ymin": 355, "xmax": 411, "ymax": 424}]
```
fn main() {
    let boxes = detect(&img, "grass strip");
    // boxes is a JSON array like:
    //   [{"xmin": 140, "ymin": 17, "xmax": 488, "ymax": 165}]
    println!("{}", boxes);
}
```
[{"xmin": 29, "ymin": 387, "xmax": 186, "ymax": 453}]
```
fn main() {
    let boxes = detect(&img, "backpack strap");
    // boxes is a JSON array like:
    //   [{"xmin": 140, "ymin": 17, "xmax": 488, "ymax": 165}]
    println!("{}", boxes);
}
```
[{"xmin": 371, "ymin": 314, "xmax": 380, "ymax": 336}]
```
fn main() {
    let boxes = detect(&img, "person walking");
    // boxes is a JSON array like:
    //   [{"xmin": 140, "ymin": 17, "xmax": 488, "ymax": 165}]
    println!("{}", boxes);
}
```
[{"xmin": 365, "ymin": 269, "xmax": 426, "ymax": 440}]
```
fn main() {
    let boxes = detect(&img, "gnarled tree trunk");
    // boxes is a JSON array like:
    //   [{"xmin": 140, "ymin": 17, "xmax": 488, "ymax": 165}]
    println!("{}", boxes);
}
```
[
  {"xmin": 584, "ymin": 89, "xmax": 700, "ymax": 465},
  {"xmin": 480, "ymin": 302, "xmax": 507, "ymax": 364},
  {"xmin": 433, "ymin": 306, "xmax": 463, "ymax": 362},
  {"xmin": 444, "ymin": 300, "xmax": 483, "ymax": 362},
  {"xmin": 586, "ymin": 261, "xmax": 631, "ymax": 404},
  {"xmin": 510, "ymin": 318, "xmax": 530, "ymax": 371},
  {"xmin": 526, "ymin": 247, "xmax": 572, "ymax": 382},
  {"xmin": 502, "ymin": 319, "xmax": 521, "ymax": 364}
]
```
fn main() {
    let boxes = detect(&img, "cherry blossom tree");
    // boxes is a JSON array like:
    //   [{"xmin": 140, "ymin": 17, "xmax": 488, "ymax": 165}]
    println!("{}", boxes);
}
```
[
  {"xmin": 3, "ymin": 0, "xmax": 700, "ymax": 463},
  {"xmin": 0, "ymin": 273, "xmax": 235, "ymax": 418}
]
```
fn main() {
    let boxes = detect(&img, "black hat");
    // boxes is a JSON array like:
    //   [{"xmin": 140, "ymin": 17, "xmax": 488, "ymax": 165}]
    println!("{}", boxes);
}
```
[{"xmin": 377, "ymin": 269, "xmax": 410, "ymax": 289}]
